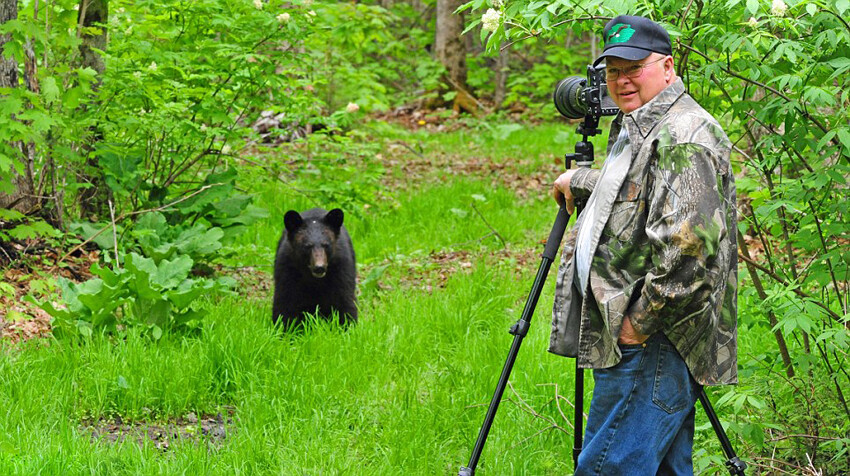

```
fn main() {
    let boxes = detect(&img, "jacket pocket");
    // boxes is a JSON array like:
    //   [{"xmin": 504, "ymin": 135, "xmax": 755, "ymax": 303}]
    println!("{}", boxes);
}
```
[{"xmin": 607, "ymin": 180, "xmax": 643, "ymax": 242}]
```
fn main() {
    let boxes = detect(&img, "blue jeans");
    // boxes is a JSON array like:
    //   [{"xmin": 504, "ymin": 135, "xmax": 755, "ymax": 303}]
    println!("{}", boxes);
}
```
[{"xmin": 575, "ymin": 333, "xmax": 700, "ymax": 476}]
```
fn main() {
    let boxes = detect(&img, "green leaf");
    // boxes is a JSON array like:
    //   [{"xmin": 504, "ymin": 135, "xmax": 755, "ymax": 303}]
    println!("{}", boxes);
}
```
[
  {"xmin": 0, "ymin": 96, "xmax": 22, "ymax": 117},
  {"xmin": 41, "ymin": 76, "xmax": 60, "ymax": 104},
  {"xmin": 836, "ymin": 128, "xmax": 850, "ymax": 151},
  {"xmin": 746, "ymin": 0, "xmax": 759, "ymax": 15},
  {"xmin": 153, "ymin": 254, "xmax": 194, "ymax": 289},
  {"xmin": 7, "ymin": 220, "xmax": 58, "ymax": 239},
  {"xmin": 0, "ymin": 208, "xmax": 25, "ymax": 220},
  {"xmin": 70, "ymin": 221, "xmax": 118, "ymax": 251},
  {"xmin": 124, "ymin": 253, "xmax": 164, "ymax": 299},
  {"xmin": 175, "ymin": 226, "xmax": 224, "ymax": 257}
]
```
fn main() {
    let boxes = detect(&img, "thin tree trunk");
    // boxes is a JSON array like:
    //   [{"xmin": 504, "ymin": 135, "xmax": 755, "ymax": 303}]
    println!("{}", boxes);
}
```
[
  {"xmin": 434, "ymin": 0, "xmax": 468, "ymax": 93},
  {"xmin": 76, "ymin": 0, "xmax": 110, "ymax": 220},
  {"xmin": 0, "ymin": 0, "xmax": 38, "ymax": 214},
  {"xmin": 493, "ymin": 46, "xmax": 508, "ymax": 109},
  {"xmin": 738, "ymin": 228, "xmax": 795, "ymax": 378}
]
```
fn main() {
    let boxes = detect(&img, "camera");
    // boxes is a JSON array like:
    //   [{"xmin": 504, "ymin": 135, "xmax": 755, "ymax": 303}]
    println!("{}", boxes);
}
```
[{"xmin": 553, "ymin": 65, "xmax": 619, "ymax": 120}]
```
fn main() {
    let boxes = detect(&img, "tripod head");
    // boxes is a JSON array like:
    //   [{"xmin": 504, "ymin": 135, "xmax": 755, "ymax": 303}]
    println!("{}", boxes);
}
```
[{"xmin": 564, "ymin": 112, "xmax": 603, "ymax": 171}]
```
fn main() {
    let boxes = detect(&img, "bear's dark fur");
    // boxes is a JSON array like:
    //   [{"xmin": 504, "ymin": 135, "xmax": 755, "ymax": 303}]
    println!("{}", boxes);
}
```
[{"xmin": 272, "ymin": 207, "xmax": 357, "ymax": 329}]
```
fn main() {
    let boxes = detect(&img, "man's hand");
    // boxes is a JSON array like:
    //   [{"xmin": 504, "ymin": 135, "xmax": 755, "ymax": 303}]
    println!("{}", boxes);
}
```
[
  {"xmin": 619, "ymin": 315, "xmax": 649, "ymax": 345},
  {"xmin": 552, "ymin": 170, "xmax": 577, "ymax": 214}
]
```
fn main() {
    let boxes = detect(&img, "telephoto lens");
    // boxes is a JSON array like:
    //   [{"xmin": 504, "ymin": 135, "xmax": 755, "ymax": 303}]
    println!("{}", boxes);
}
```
[{"xmin": 553, "ymin": 76, "xmax": 589, "ymax": 119}]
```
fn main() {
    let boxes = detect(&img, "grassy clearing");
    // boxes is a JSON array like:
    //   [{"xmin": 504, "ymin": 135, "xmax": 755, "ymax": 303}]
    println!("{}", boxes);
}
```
[{"xmin": 0, "ymin": 119, "xmax": 736, "ymax": 474}]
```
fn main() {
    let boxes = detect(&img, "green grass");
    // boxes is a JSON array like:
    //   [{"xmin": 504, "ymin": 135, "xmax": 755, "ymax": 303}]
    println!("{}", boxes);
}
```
[{"xmin": 0, "ymin": 119, "xmax": 736, "ymax": 475}]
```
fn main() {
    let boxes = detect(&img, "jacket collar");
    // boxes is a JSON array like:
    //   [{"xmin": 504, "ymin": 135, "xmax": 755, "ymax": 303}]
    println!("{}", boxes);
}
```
[{"xmin": 622, "ymin": 78, "xmax": 686, "ymax": 139}]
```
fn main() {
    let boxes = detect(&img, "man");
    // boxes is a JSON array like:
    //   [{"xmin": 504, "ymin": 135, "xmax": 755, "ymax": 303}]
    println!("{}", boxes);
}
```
[{"xmin": 548, "ymin": 15, "xmax": 738, "ymax": 475}]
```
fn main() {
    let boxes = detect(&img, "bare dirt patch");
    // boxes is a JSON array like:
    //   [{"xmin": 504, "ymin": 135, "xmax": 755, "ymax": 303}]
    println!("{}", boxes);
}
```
[
  {"xmin": 377, "ymin": 148, "xmax": 553, "ymax": 200},
  {"xmin": 83, "ymin": 410, "xmax": 234, "ymax": 450},
  {"xmin": 1, "ymin": 244, "xmax": 99, "ymax": 344},
  {"xmin": 368, "ymin": 244, "xmax": 544, "ymax": 294}
]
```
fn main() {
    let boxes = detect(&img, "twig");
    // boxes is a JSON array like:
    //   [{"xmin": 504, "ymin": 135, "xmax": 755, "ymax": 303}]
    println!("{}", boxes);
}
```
[
  {"xmin": 108, "ymin": 199, "xmax": 119, "ymax": 265},
  {"xmin": 678, "ymin": 43, "xmax": 836, "ymax": 143},
  {"xmin": 471, "ymin": 202, "xmax": 506, "ymax": 248},
  {"xmin": 767, "ymin": 434, "xmax": 841, "ymax": 443},
  {"xmin": 54, "ymin": 183, "xmax": 223, "ymax": 267},
  {"xmin": 737, "ymin": 253, "xmax": 844, "ymax": 323},
  {"xmin": 393, "ymin": 141, "xmax": 425, "ymax": 159},
  {"xmin": 537, "ymin": 382, "xmax": 581, "ymax": 425},
  {"xmin": 505, "ymin": 381, "xmax": 571, "ymax": 433},
  {"xmin": 501, "ymin": 16, "xmax": 611, "ymax": 51},
  {"xmin": 746, "ymin": 461, "xmax": 801, "ymax": 476}
]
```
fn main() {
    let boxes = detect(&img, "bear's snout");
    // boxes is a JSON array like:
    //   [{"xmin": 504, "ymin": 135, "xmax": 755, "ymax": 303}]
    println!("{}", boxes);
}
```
[{"xmin": 310, "ymin": 248, "xmax": 328, "ymax": 278}]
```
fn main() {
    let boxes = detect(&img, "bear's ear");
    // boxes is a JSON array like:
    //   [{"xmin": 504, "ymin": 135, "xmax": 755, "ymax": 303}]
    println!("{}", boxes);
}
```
[
  {"xmin": 284, "ymin": 210, "xmax": 304, "ymax": 234},
  {"xmin": 324, "ymin": 208, "xmax": 344, "ymax": 231}
]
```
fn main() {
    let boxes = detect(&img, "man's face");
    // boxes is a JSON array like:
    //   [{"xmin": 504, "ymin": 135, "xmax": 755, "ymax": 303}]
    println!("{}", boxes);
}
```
[{"xmin": 605, "ymin": 54, "xmax": 674, "ymax": 114}]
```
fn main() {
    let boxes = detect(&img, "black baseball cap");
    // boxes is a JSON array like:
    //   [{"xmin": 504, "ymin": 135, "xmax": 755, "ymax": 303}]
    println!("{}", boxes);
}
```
[{"xmin": 593, "ymin": 15, "xmax": 672, "ymax": 67}]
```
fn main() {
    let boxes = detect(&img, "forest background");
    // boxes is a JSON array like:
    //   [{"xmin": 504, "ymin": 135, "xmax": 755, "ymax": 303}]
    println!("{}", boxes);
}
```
[{"xmin": 0, "ymin": 0, "xmax": 848, "ymax": 474}]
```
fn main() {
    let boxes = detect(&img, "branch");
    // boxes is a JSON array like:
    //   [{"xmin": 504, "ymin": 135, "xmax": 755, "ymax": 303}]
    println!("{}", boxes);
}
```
[
  {"xmin": 107, "ymin": 199, "xmax": 119, "ymax": 265},
  {"xmin": 738, "ymin": 253, "xmax": 844, "ymax": 323},
  {"xmin": 501, "ymin": 16, "xmax": 611, "ymax": 51},
  {"xmin": 470, "ymin": 202, "xmax": 506, "ymax": 248},
  {"xmin": 53, "ymin": 183, "xmax": 223, "ymax": 267},
  {"xmin": 677, "ymin": 43, "xmax": 835, "ymax": 144}
]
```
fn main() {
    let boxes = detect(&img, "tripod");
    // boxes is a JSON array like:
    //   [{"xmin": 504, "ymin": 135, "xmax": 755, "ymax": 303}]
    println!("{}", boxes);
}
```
[
  {"xmin": 458, "ymin": 114, "xmax": 599, "ymax": 476},
  {"xmin": 458, "ymin": 113, "xmax": 747, "ymax": 475}
]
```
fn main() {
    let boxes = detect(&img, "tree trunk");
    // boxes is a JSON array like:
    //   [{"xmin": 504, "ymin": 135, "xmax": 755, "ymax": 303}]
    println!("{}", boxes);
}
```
[
  {"xmin": 434, "ymin": 0, "xmax": 469, "ymax": 100},
  {"xmin": 76, "ymin": 0, "xmax": 110, "ymax": 220},
  {"xmin": 0, "ymin": 0, "xmax": 38, "ymax": 214},
  {"xmin": 0, "ymin": 0, "xmax": 16, "ymax": 88},
  {"xmin": 493, "ymin": 46, "xmax": 508, "ymax": 109},
  {"xmin": 78, "ymin": 0, "xmax": 108, "ymax": 79}
]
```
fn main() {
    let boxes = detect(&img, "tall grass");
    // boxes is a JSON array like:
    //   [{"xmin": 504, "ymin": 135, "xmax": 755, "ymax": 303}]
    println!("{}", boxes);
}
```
[{"xmin": 0, "ymin": 120, "xmax": 734, "ymax": 474}]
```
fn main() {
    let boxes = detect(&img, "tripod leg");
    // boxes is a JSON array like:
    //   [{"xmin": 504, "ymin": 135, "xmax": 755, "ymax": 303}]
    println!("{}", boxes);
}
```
[
  {"xmin": 458, "ymin": 205, "xmax": 570, "ymax": 475},
  {"xmin": 573, "ymin": 362, "xmax": 583, "ymax": 467},
  {"xmin": 698, "ymin": 387, "xmax": 747, "ymax": 475}
]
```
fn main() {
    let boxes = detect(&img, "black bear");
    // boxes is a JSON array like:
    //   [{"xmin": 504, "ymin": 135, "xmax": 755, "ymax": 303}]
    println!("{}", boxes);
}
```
[{"xmin": 272, "ymin": 207, "xmax": 358, "ymax": 329}]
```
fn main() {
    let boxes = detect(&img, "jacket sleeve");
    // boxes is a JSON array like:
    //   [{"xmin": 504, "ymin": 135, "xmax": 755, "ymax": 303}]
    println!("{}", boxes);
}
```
[
  {"xmin": 626, "ymin": 141, "xmax": 729, "ymax": 336},
  {"xmin": 569, "ymin": 168, "xmax": 600, "ymax": 199}
]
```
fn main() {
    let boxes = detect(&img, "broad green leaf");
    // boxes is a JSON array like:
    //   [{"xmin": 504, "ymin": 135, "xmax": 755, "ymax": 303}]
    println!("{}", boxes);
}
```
[
  {"xmin": 746, "ymin": 0, "xmax": 759, "ymax": 15},
  {"xmin": 41, "ymin": 76, "xmax": 60, "ymax": 104},
  {"xmin": 153, "ymin": 254, "xmax": 194, "ymax": 289},
  {"xmin": 836, "ymin": 128, "xmax": 850, "ymax": 151},
  {"xmin": 175, "ymin": 226, "xmax": 224, "ymax": 257}
]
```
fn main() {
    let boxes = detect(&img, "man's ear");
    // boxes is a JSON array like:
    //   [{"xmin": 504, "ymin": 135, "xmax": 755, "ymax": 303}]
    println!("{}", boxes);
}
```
[
  {"xmin": 284, "ymin": 210, "xmax": 303, "ymax": 234},
  {"xmin": 324, "ymin": 208, "xmax": 344, "ymax": 231}
]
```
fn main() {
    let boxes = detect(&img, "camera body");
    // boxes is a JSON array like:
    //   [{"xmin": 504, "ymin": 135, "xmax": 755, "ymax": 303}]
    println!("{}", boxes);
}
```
[{"xmin": 553, "ymin": 65, "xmax": 620, "ymax": 120}]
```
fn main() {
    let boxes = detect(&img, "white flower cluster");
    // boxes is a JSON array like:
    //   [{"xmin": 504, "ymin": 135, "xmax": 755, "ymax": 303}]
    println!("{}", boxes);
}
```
[
  {"xmin": 771, "ymin": 0, "xmax": 787, "ymax": 16},
  {"xmin": 254, "ymin": 0, "xmax": 263, "ymax": 10},
  {"xmin": 747, "ymin": 17, "xmax": 758, "ymax": 28},
  {"xmin": 346, "ymin": 102, "xmax": 360, "ymax": 113},
  {"xmin": 277, "ymin": 12, "xmax": 290, "ymax": 23},
  {"xmin": 481, "ymin": 8, "xmax": 501, "ymax": 32}
]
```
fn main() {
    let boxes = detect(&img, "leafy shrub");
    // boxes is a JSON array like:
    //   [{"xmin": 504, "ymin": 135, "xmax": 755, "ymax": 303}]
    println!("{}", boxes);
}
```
[{"xmin": 33, "ymin": 252, "xmax": 235, "ymax": 340}]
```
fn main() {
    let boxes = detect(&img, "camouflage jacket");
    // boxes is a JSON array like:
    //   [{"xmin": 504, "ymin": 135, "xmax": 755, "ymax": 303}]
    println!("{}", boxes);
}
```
[{"xmin": 548, "ymin": 79, "xmax": 738, "ymax": 386}]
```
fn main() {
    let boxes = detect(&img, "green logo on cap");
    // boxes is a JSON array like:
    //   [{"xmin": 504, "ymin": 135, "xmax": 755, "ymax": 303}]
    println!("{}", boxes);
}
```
[{"xmin": 606, "ymin": 23, "xmax": 635, "ymax": 44}]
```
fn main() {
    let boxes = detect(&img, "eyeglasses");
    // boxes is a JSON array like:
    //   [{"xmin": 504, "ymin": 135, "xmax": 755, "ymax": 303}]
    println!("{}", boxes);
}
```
[{"xmin": 605, "ymin": 57, "xmax": 667, "ymax": 81}]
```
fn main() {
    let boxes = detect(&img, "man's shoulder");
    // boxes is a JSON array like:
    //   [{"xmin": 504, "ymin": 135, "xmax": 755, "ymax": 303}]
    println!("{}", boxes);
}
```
[{"xmin": 655, "ymin": 95, "xmax": 730, "ymax": 152}]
